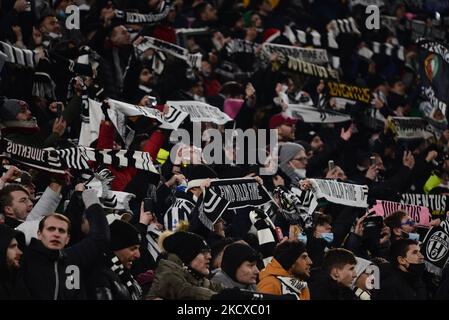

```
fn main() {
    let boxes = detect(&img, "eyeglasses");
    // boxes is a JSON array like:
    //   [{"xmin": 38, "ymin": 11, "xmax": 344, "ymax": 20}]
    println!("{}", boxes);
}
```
[
  {"xmin": 293, "ymin": 157, "xmax": 308, "ymax": 163},
  {"xmin": 401, "ymin": 219, "xmax": 415, "ymax": 226}
]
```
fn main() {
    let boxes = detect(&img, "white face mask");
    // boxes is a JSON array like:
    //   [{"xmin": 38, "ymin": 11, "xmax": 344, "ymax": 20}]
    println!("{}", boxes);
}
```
[{"xmin": 294, "ymin": 168, "xmax": 307, "ymax": 178}]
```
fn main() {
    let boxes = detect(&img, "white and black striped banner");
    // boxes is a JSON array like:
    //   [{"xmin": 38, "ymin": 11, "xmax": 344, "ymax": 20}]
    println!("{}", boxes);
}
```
[
  {"xmin": 198, "ymin": 188, "xmax": 230, "ymax": 231},
  {"xmin": 167, "ymin": 100, "xmax": 233, "ymax": 125},
  {"xmin": 310, "ymin": 179, "xmax": 369, "ymax": 208},
  {"xmin": 0, "ymin": 41, "xmax": 39, "ymax": 68},
  {"xmin": 163, "ymin": 197, "xmax": 195, "ymax": 230},
  {"xmin": 286, "ymin": 103, "xmax": 351, "ymax": 123},
  {"xmin": 262, "ymin": 42, "xmax": 329, "ymax": 65},
  {"xmin": 108, "ymin": 98, "xmax": 188, "ymax": 130},
  {"xmin": 387, "ymin": 116, "xmax": 434, "ymax": 140},
  {"xmin": 209, "ymin": 178, "xmax": 273, "ymax": 210},
  {"xmin": 135, "ymin": 36, "xmax": 202, "ymax": 69},
  {"xmin": 114, "ymin": 1, "xmax": 172, "ymax": 24}
]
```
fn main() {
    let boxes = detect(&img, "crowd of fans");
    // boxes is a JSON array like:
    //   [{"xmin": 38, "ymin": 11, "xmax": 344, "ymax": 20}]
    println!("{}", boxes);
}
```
[{"xmin": 1, "ymin": 0, "xmax": 449, "ymax": 300}]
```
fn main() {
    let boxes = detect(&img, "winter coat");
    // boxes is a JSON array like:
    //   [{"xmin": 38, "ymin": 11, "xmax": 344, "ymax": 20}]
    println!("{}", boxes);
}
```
[
  {"xmin": 147, "ymin": 253, "xmax": 223, "ymax": 300},
  {"xmin": 375, "ymin": 268, "xmax": 427, "ymax": 300},
  {"xmin": 87, "ymin": 252, "xmax": 142, "ymax": 300},
  {"xmin": 13, "ymin": 204, "xmax": 109, "ymax": 300},
  {"xmin": 257, "ymin": 258, "xmax": 310, "ymax": 300},
  {"xmin": 0, "ymin": 225, "xmax": 24, "ymax": 300},
  {"xmin": 308, "ymin": 270, "xmax": 356, "ymax": 300}
]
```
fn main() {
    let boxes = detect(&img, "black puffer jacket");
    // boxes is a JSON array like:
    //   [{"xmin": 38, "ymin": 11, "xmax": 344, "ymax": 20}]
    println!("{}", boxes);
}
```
[{"xmin": 13, "ymin": 204, "xmax": 109, "ymax": 300}]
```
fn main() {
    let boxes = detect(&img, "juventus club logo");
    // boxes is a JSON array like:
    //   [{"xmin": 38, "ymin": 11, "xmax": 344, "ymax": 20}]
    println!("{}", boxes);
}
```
[{"xmin": 427, "ymin": 231, "xmax": 449, "ymax": 262}]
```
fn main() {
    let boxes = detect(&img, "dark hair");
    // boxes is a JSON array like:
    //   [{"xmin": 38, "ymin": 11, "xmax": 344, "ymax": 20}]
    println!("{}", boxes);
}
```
[
  {"xmin": 38, "ymin": 213, "xmax": 71, "ymax": 235},
  {"xmin": 193, "ymin": 2, "xmax": 209, "ymax": 19},
  {"xmin": 322, "ymin": 248, "xmax": 356, "ymax": 274},
  {"xmin": 0, "ymin": 184, "xmax": 30, "ymax": 213},
  {"xmin": 384, "ymin": 211, "xmax": 407, "ymax": 229},
  {"xmin": 37, "ymin": 14, "xmax": 57, "ymax": 28},
  {"xmin": 274, "ymin": 239, "xmax": 307, "ymax": 270},
  {"xmin": 313, "ymin": 214, "xmax": 332, "ymax": 231},
  {"xmin": 389, "ymin": 239, "xmax": 418, "ymax": 266}
]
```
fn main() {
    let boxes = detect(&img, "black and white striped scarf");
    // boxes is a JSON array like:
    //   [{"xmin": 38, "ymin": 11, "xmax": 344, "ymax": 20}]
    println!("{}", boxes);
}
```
[
  {"xmin": 0, "ymin": 138, "xmax": 158, "ymax": 174},
  {"xmin": 114, "ymin": 0, "xmax": 172, "ymax": 25},
  {"xmin": 357, "ymin": 42, "xmax": 405, "ymax": 62},
  {"xmin": 0, "ymin": 41, "xmax": 39, "ymax": 68},
  {"xmin": 107, "ymin": 253, "xmax": 142, "ymax": 300},
  {"xmin": 146, "ymin": 224, "xmax": 162, "ymax": 263},
  {"xmin": 249, "ymin": 209, "xmax": 277, "ymax": 267},
  {"xmin": 273, "ymin": 186, "xmax": 314, "ymax": 229},
  {"xmin": 135, "ymin": 36, "xmax": 202, "ymax": 69}
]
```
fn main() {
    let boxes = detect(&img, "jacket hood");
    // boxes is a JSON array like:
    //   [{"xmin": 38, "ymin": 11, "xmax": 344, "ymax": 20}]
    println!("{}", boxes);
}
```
[
  {"xmin": 0, "ymin": 225, "xmax": 25, "ymax": 277},
  {"xmin": 258, "ymin": 258, "xmax": 290, "ymax": 281}
]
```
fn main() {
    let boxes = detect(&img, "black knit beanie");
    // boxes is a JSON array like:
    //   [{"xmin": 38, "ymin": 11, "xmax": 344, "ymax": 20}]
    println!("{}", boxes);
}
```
[
  {"xmin": 273, "ymin": 240, "xmax": 307, "ymax": 271},
  {"xmin": 163, "ymin": 231, "xmax": 209, "ymax": 265},
  {"xmin": 221, "ymin": 243, "xmax": 259, "ymax": 282},
  {"xmin": 110, "ymin": 220, "xmax": 141, "ymax": 251}
]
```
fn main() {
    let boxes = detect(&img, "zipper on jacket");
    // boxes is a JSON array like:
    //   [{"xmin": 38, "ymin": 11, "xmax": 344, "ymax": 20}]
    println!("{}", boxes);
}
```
[{"xmin": 54, "ymin": 262, "xmax": 59, "ymax": 300}]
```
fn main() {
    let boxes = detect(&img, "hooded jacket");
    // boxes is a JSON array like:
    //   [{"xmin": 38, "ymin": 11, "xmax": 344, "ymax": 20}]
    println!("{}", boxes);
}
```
[
  {"xmin": 0, "ymin": 225, "xmax": 24, "ymax": 300},
  {"xmin": 257, "ymin": 258, "xmax": 310, "ymax": 300},
  {"xmin": 211, "ymin": 269, "xmax": 257, "ymax": 291}
]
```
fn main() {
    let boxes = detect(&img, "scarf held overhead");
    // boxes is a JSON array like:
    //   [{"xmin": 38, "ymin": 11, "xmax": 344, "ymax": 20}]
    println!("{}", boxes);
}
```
[
  {"xmin": 0, "ymin": 139, "xmax": 158, "ymax": 174},
  {"xmin": 310, "ymin": 179, "xmax": 369, "ymax": 208},
  {"xmin": 209, "ymin": 178, "xmax": 273, "ymax": 209}
]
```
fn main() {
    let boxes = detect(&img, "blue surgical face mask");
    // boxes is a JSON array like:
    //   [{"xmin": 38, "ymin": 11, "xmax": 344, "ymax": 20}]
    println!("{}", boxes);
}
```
[
  {"xmin": 321, "ymin": 232, "xmax": 334, "ymax": 244},
  {"xmin": 407, "ymin": 232, "xmax": 420, "ymax": 241},
  {"xmin": 298, "ymin": 233, "xmax": 308, "ymax": 245},
  {"xmin": 176, "ymin": 185, "xmax": 187, "ymax": 193}
]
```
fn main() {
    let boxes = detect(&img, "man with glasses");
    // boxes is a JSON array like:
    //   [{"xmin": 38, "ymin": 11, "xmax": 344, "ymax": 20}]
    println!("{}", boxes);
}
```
[
  {"xmin": 278, "ymin": 142, "xmax": 308, "ymax": 187},
  {"xmin": 384, "ymin": 211, "xmax": 420, "ymax": 243}
]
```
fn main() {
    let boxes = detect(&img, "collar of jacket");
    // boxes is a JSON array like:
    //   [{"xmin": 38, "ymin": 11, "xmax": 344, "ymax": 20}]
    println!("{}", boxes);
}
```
[
  {"xmin": 166, "ymin": 253, "xmax": 207, "ymax": 284},
  {"xmin": 259, "ymin": 258, "xmax": 291, "ymax": 278},
  {"xmin": 212, "ymin": 269, "xmax": 256, "ymax": 291},
  {"xmin": 29, "ymin": 238, "xmax": 65, "ymax": 262},
  {"xmin": 279, "ymin": 164, "xmax": 301, "ymax": 186}
]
